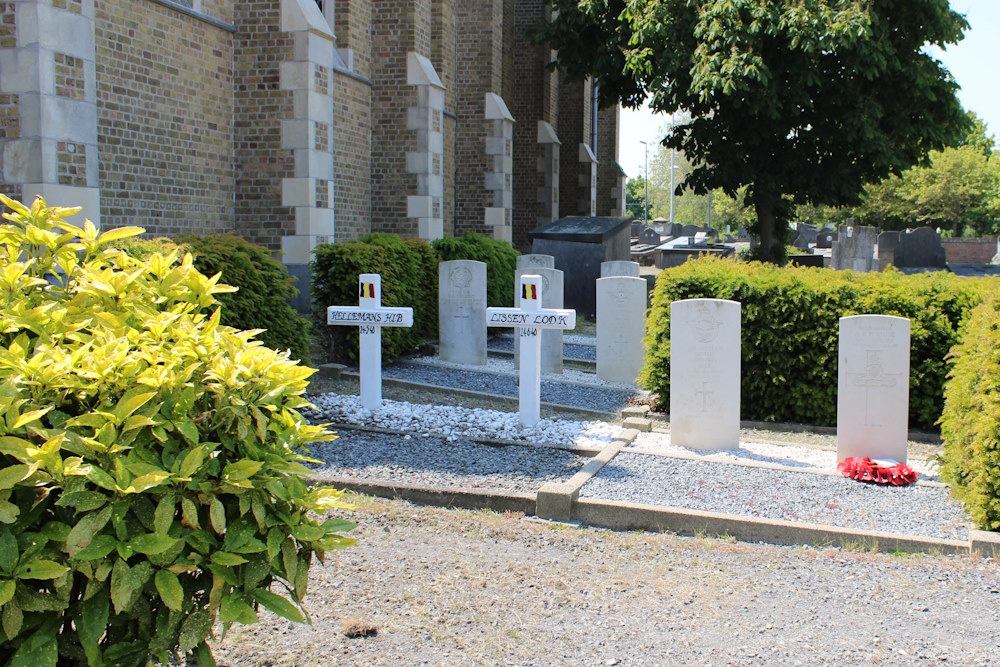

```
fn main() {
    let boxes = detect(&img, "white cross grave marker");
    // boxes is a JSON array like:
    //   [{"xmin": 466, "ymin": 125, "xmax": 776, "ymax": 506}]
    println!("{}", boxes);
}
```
[
  {"xmin": 487, "ymin": 274, "xmax": 576, "ymax": 426},
  {"xmin": 327, "ymin": 274, "xmax": 414, "ymax": 410}
]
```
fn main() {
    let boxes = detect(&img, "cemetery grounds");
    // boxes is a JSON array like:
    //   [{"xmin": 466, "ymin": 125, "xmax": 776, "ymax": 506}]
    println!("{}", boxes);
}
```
[{"xmin": 208, "ymin": 314, "xmax": 1000, "ymax": 667}]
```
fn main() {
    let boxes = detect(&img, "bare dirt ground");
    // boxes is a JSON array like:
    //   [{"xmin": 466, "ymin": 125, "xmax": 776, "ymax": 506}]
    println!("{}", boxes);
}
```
[{"xmin": 213, "ymin": 495, "xmax": 1000, "ymax": 667}]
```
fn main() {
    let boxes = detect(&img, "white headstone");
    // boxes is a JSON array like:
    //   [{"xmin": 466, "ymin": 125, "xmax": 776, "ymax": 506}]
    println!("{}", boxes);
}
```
[
  {"xmin": 596, "ymin": 277, "xmax": 646, "ymax": 383},
  {"xmin": 487, "ymin": 274, "xmax": 576, "ymax": 426},
  {"xmin": 516, "ymin": 254, "xmax": 555, "ymax": 270},
  {"xmin": 669, "ymin": 299, "xmax": 741, "ymax": 450},
  {"xmin": 601, "ymin": 260, "xmax": 641, "ymax": 278},
  {"xmin": 438, "ymin": 260, "xmax": 487, "ymax": 365},
  {"xmin": 326, "ymin": 274, "xmax": 414, "ymax": 410},
  {"xmin": 837, "ymin": 315, "xmax": 911, "ymax": 463},
  {"xmin": 514, "ymin": 267, "xmax": 564, "ymax": 373}
]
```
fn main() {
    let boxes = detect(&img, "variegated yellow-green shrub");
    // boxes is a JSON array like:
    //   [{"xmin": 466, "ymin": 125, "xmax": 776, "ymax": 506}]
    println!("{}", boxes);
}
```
[{"xmin": 0, "ymin": 196, "xmax": 354, "ymax": 666}]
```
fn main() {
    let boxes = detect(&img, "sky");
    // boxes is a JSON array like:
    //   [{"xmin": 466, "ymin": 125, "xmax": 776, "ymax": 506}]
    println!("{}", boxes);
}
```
[{"xmin": 618, "ymin": 0, "xmax": 1000, "ymax": 179}]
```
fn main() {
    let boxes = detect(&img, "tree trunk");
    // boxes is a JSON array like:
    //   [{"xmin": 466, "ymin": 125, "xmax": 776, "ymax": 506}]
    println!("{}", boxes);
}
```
[{"xmin": 752, "ymin": 191, "xmax": 784, "ymax": 263}]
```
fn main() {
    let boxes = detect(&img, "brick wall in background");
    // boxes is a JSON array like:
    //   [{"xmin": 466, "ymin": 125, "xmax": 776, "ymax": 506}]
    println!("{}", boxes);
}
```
[
  {"xmin": 370, "ymin": 0, "xmax": 431, "ymax": 236},
  {"xmin": 233, "ymin": 0, "xmax": 294, "ymax": 250},
  {"xmin": 941, "ymin": 237, "xmax": 999, "ymax": 264},
  {"xmin": 95, "ymin": 0, "xmax": 235, "ymax": 234},
  {"xmin": 333, "ymin": 71, "xmax": 371, "ymax": 242},
  {"xmin": 595, "ymin": 103, "xmax": 620, "ymax": 216}
]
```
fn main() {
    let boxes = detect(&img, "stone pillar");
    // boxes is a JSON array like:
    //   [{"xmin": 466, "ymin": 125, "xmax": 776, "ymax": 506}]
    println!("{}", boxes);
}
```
[
  {"xmin": 406, "ymin": 52, "xmax": 445, "ymax": 241},
  {"xmin": 610, "ymin": 161, "xmax": 627, "ymax": 217},
  {"xmin": 0, "ymin": 0, "xmax": 100, "ymax": 221},
  {"xmin": 278, "ymin": 0, "xmax": 336, "ymax": 308},
  {"xmin": 536, "ymin": 120, "xmax": 560, "ymax": 230},
  {"xmin": 596, "ymin": 103, "xmax": 623, "ymax": 216},
  {"xmin": 484, "ymin": 93, "xmax": 514, "ymax": 242}
]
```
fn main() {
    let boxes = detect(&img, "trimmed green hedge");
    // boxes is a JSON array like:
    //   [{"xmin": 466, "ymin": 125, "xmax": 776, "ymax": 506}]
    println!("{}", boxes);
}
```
[
  {"xmin": 641, "ymin": 257, "xmax": 995, "ymax": 431},
  {"xmin": 312, "ymin": 232, "xmax": 520, "ymax": 364},
  {"xmin": 311, "ymin": 234, "xmax": 438, "ymax": 364},
  {"xmin": 112, "ymin": 234, "xmax": 312, "ymax": 361},
  {"xmin": 433, "ymin": 232, "xmax": 519, "ymax": 307},
  {"xmin": 939, "ymin": 296, "xmax": 1000, "ymax": 530},
  {"xmin": 173, "ymin": 234, "xmax": 311, "ymax": 361}
]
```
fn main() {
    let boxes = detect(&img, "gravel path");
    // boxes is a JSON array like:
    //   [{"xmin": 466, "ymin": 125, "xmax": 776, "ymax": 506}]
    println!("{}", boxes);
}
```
[
  {"xmin": 382, "ymin": 361, "xmax": 636, "ymax": 412},
  {"xmin": 489, "ymin": 335, "xmax": 598, "ymax": 361},
  {"xmin": 581, "ymin": 452, "xmax": 969, "ymax": 541},
  {"xmin": 308, "ymin": 429, "xmax": 588, "ymax": 494},
  {"xmin": 211, "ymin": 496, "xmax": 1000, "ymax": 667}
]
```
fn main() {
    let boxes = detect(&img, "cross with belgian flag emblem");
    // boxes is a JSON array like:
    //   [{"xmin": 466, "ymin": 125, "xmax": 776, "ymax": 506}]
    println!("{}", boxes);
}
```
[
  {"xmin": 359, "ymin": 281, "xmax": 376, "ymax": 299},
  {"xmin": 521, "ymin": 283, "xmax": 538, "ymax": 301}
]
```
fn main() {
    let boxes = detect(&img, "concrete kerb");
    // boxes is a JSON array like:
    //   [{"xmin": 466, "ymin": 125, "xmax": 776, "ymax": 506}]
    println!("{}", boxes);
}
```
[
  {"xmin": 315, "ymin": 475, "xmax": 537, "ymax": 516},
  {"xmin": 341, "ymin": 371, "xmax": 618, "ymax": 420},
  {"xmin": 970, "ymin": 529, "xmax": 1000, "ymax": 558},
  {"xmin": 571, "ymin": 498, "xmax": 971, "ymax": 556},
  {"xmin": 536, "ymin": 429, "xmax": 640, "ymax": 522}
]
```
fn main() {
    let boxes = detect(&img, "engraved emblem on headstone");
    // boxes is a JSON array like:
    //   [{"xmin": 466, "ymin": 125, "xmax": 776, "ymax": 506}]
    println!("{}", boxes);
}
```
[
  {"xmin": 696, "ymin": 381, "xmax": 714, "ymax": 413},
  {"xmin": 688, "ymin": 303, "xmax": 723, "ymax": 343}
]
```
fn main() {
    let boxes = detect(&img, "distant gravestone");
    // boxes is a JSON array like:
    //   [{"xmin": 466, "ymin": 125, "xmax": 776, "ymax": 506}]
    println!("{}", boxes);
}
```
[
  {"xmin": 601, "ymin": 260, "xmax": 640, "ymax": 278},
  {"xmin": 877, "ymin": 231, "xmax": 899, "ymax": 271},
  {"xmin": 631, "ymin": 221, "xmax": 643, "ymax": 238},
  {"xmin": 670, "ymin": 299, "xmax": 741, "ymax": 450},
  {"xmin": 815, "ymin": 228, "xmax": 835, "ymax": 249},
  {"xmin": 837, "ymin": 315, "xmax": 911, "ymax": 463},
  {"xmin": 596, "ymin": 277, "xmax": 646, "ymax": 383},
  {"xmin": 832, "ymin": 225, "xmax": 878, "ymax": 272},
  {"xmin": 438, "ymin": 260, "xmax": 487, "ymax": 365},
  {"xmin": 894, "ymin": 227, "xmax": 946, "ymax": 268},
  {"xmin": 793, "ymin": 223, "xmax": 818, "ymax": 250},
  {"xmin": 517, "ymin": 254, "xmax": 555, "ymax": 270},
  {"xmin": 737, "ymin": 226, "xmax": 751, "ymax": 242},
  {"xmin": 514, "ymin": 266, "xmax": 564, "ymax": 373},
  {"xmin": 638, "ymin": 226, "xmax": 661, "ymax": 245}
]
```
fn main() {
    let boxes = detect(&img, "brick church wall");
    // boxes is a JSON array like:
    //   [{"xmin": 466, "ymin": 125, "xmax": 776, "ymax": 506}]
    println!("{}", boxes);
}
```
[
  {"xmin": 333, "ymin": 72, "xmax": 371, "ymax": 242},
  {"xmin": 370, "ymin": 0, "xmax": 431, "ymax": 236},
  {"xmin": 595, "ymin": 103, "xmax": 620, "ymax": 216},
  {"xmin": 232, "ymin": 0, "xmax": 295, "ymax": 250},
  {"xmin": 95, "ymin": 0, "xmax": 235, "ymax": 234}
]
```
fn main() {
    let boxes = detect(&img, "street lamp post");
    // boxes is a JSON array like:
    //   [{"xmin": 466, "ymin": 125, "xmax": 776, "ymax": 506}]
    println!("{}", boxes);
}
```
[
  {"xmin": 668, "ymin": 113, "xmax": 676, "ymax": 225},
  {"xmin": 639, "ymin": 140, "xmax": 648, "ymax": 226}
]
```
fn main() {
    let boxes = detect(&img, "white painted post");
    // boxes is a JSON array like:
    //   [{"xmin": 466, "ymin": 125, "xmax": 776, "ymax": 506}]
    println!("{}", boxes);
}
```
[
  {"xmin": 487, "ymin": 275, "xmax": 576, "ymax": 426},
  {"xmin": 326, "ymin": 274, "xmax": 414, "ymax": 411}
]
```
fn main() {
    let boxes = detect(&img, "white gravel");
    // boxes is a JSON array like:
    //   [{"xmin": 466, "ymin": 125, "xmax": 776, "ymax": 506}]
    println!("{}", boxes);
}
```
[
  {"xmin": 305, "ymin": 393, "xmax": 625, "ymax": 450},
  {"xmin": 629, "ymin": 431, "xmax": 942, "ymax": 482},
  {"xmin": 406, "ymin": 354, "xmax": 637, "ymax": 391}
]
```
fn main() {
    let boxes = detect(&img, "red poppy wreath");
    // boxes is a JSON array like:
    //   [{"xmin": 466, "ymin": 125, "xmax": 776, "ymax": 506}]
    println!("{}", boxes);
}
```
[{"xmin": 837, "ymin": 457, "xmax": 918, "ymax": 486}]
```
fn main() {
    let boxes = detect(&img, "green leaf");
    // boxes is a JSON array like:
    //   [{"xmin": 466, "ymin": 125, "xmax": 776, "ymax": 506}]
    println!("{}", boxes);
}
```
[
  {"xmin": 281, "ymin": 539, "xmax": 297, "ymax": 583},
  {"xmin": 110, "ymin": 560, "xmax": 152, "ymax": 615},
  {"xmin": 113, "ymin": 390, "xmax": 157, "ymax": 425},
  {"xmin": 177, "ymin": 608, "xmax": 213, "ymax": 652},
  {"xmin": 175, "ymin": 420, "xmax": 200, "ymax": 446},
  {"xmin": 0, "ymin": 579, "xmax": 15, "ymax": 606},
  {"xmin": 96, "ymin": 225, "xmax": 145, "ymax": 246},
  {"xmin": 128, "ymin": 533, "xmax": 179, "ymax": 555},
  {"xmin": 14, "ymin": 559, "xmax": 69, "ymax": 581},
  {"xmin": 210, "ymin": 551, "xmax": 247, "ymax": 566},
  {"xmin": 67, "ymin": 505, "xmax": 112, "ymax": 557},
  {"xmin": 195, "ymin": 642, "xmax": 218, "ymax": 667},
  {"xmin": 251, "ymin": 589, "xmax": 304, "ymax": 623},
  {"xmin": 154, "ymin": 495, "xmax": 175, "ymax": 534},
  {"xmin": 210, "ymin": 497, "xmax": 226, "ymax": 535},
  {"xmin": 54, "ymin": 490, "xmax": 108, "ymax": 512},
  {"xmin": 2, "ymin": 598, "xmax": 22, "ymax": 638},
  {"xmin": 154, "ymin": 570, "xmax": 184, "ymax": 612},
  {"xmin": 11, "ymin": 407, "xmax": 52, "ymax": 431},
  {"xmin": 222, "ymin": 459, "xmax": 263, "ymax": 482},
  {"xmin": 178, "ymin": 446, "xmax": 206, "ymax": 478},
  {"xmin": 181, "ymin": 497, "xmax": 200, "ymax": 529},
  {"xmin": 0, "ymin": 497, "xmax": 18, "ymax": 524},
  {"xmin": 78, "ymin": 585, "xmax": 109, "ymax": 666},
  {"xmin": 8, "ymin": 623, "xmax": 57, "ymax": 667},
  {"xmin": 0, "ymin": 464, "xmax": 35, "ymax": 490},
  {"xmin": 220, "ymin": 593, "xmax": 258, "ymax": 625},
  {"xmin": 0, "ymin": 529, "xmax": 18, "ymax": 573},
  {"xmin": 73, "ymin": 535, "xmax": 118, "ymax": 561},
  {"xmin": 121, "ymin": 471, "xmax": 170, "ymax": 494}
]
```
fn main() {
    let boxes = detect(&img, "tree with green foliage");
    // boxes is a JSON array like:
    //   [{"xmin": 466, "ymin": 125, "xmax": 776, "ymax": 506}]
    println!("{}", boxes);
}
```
[
  {"xmin": 624, "ymin": 176, "xmax": 650, "ymax": 221},
  {"xmin": 536, "ymin": 0, "xmax": 971, "ymax": 263}
]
